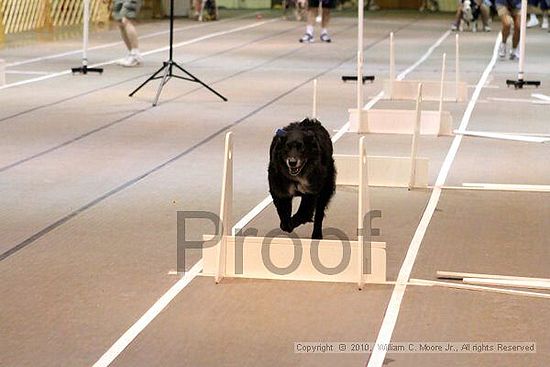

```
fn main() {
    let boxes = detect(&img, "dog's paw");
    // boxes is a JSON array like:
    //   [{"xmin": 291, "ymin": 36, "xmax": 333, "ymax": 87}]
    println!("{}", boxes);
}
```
[
  {"xmin": 311, "ymin": 230, "xmax": 323, "ymax": 240},
  {"xmin": 280, "ymin": 221, "xmax": 294, "ymax": 233}
]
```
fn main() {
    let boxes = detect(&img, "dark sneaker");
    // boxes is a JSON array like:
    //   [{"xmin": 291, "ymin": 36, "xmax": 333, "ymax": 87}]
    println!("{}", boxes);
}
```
[
  {"xmin": 320, "ymin": 32, "xmax": 331, "ymax": 43},
  {"xmin": 299, "ymin": 33, "xmax": 314, "ymax": 43}
]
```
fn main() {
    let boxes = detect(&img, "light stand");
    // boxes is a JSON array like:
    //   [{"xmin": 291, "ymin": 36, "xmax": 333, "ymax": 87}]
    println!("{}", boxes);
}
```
[
  {"xmin": 342, "ymin": 0, "xmax": 374, "ymax": 85},
  {"xmin": 129, "ymin": 0, "xmax": 227, "ymax": 106},
  {"xmin": 506, "ymin": 0, "xmax": 540, "ymax": 89},
  {"xmin": 72, "ymin": 0, "xmax": 103, "ymax": 75}
]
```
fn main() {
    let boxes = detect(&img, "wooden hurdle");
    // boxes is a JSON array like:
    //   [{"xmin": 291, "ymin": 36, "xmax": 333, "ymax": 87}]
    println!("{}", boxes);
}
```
[
  {"xmin": 338, "ymin": 84, "xmax": 429, "ymax": 189},
  {"xmin": 202, "ymin": 132, "xmax": 387, "ymax": 289},
  {"xmin": 384, "ymin": 33, "xmax": 468, "ymax": 102},
  {"xmin": 349, "ymin": 54, "xmax": 453, "ymax": 136}
]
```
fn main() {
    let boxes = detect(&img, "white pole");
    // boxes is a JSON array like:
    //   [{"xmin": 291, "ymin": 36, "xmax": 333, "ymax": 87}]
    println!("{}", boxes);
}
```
[
  {"xmin": 357, "ymin": 0, "xmax": 365, "ymax": 132},
  {"xmin": 357, "ymin": 136, "xmax": 370, "ymax": 290},
  {"xmin": 409, "ymin": 83, "xmax": 422, "ymax": 190},
  {"xmin": 438, "ymin": 53, "xmax": 446, "ymax": 133},
  {"xmin": 389, "ymin": 32, "xmax": 395, "ymax": 99},
  {"xmin": 455, "ymin": 34, "xmax": 459, "ymax": 101},
  {"xmin": 82, "ymin": 0, "xmax": 90, "ymax": 67},
  {"xmin": 518, "ymin": 0, "xmax": 527, "ymax": 81},
  {"xmin": 312, "ymin": 79, "xmax": 318, "ymax": 119}
]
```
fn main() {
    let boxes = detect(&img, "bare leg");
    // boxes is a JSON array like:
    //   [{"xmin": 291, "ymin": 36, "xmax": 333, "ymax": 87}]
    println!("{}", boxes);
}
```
[
  {"xmin": 118, "ymin": 21, "xmax": 131, "ymax": 51},
  {"xmin": 512, "ymin": 12, "xmax": 521, "ymax": 48},
  {"xmin": 321, "ymin": 8, "xmax": 330, "ymax": 28},
  {"xmin": 307, "ymin": 7, "xmax": 318, "ymax": 27},
  {"xmin": 500, "ymin": 14, "xmax": 511, "ymax": 43},
  {"xmin": 479, "ymin": 1, "xmax": 490, "ymax": 27},
  {"xmin": 122, "ymin": 17, "xmax": 139, "ymax": 50}
]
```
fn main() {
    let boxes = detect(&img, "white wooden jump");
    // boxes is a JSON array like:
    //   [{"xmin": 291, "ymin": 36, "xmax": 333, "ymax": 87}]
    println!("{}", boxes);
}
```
[
  {"xmin": 338, "ymin": 83, "xmax": 429, "ymax": 189},
  {"xmin": 349, "ymin": 54, "xmax": 453, "ymax": 136},
  {"xmin": 384, "ymin": 33, "xmax": 468, "ymax": 102},
  {"xmin": 202, "ymin": 132, "xmax": 387, "ymax": 289}
]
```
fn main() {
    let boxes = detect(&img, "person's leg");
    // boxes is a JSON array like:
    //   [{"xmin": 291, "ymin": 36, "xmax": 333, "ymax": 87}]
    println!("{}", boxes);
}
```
[
  {"xmin": 477, "ymin": 0, "xmax": 491, "ymax": 28},
  {"xmin": 512, "ymin": 11, "xmax": 521, "ymax": 49},
  {"xmin": 300, "ymin": 0, "xmax": 317, "ymax": 42},
  {"xmin": 118, "ymin": 20, "xmax": 131, "ymax": 51},
  {"xmin": 452, "ymin": 1, "xmax": 462, "ymax": 31},
  {"xmin": 122, "ymin": 17, "xmax": 139, "ymax": 51},
  {"xmin": 527, "ymin": 0, "xmax": 539, "ymax": 26},
  {"xmin": 496, "ymin": 2, "xmax": 511, "ymax": 57},
  {"xmin": 319, "ymin": 0, "xmax": 334, "ymax": 41},
  {"xmin": 541, "ymin": 0, "xmax": 549, "ymax": 28}
]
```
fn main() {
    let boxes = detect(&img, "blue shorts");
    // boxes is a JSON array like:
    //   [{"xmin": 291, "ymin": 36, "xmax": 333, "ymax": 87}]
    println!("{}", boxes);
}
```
[{"xmin": 495, "ymin": 0, "xmax": 521, "ymax": 8}]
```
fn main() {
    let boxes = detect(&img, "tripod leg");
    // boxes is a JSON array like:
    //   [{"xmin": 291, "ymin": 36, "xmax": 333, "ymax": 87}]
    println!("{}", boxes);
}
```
[
  {"xmin": 129, "ymin": 63, "xmax": 168, "ymax": 97},
  {"xmin": 153, "ymin": 63, "xmax": 171, "ymax": 106},
  {"xmin": 173, "ymin": 63, "xmax": 228, "ymax": 101}
]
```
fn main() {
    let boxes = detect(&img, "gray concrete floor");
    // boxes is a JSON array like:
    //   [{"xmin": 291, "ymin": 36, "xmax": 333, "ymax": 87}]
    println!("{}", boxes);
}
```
[{"xmin": 0, "ymin": 9, "xmax": 549, "ymax": 367}]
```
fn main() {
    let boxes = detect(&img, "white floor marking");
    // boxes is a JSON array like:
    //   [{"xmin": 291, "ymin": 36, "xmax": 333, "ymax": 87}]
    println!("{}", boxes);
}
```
[
  {"xmin": 367, "ymin": 33, "xmax": 502, "ymax": 367},
  {"xmin": 531, "ymin": 93, "xmax": 550, "ymax": 102},
  {"xmin": 5, "ymin": 70, "xmax": 53, "ymax": 75},
  {"xmin": 5, "ymin": 15, "xmax": 252, "ymax": 68},
  {"xmin": 89, "ymin": 28, "xmax": 452, "ymax": 367},
  {"xmin": 453, "ymin": 130, "xmax": 550, "ymax": 143},
  {"xmin": 0, "ymin": 19, "xmax": 278, "ymax": 91},
  {"xmin": 92, "ymin": 260, "xmax": 203, "ymax": 367}
]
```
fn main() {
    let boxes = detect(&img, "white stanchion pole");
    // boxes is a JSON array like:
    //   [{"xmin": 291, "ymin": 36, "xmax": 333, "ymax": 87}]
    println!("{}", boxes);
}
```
[
  {"xmin": 409, "ymin": 83, "xmax": 422, "ymax": 190},
  {"xmin": 0, "ymin": 59, "xmax": 6, "ymax": 86},
  {"xmin": 518, "ymin": 0, "xmax": 527, "ymax": 81},
  {"xmin": 357, "ymin": 0, "xmax": 365, "ymax": 132},
  {"xmin": 506, "ymin": 0, "xmax": 540, "ymax": 87},
  {"xmin": 357, "ymin": 136, "xmax": 370, "ymax": 290},
  {"xmin": 389, "ymin": 32, "xmax": 395, "ymax": 99},
  {"xmin": 455, "ymin": 34, "xmax": 459, "ymax": 102},
  {"xmin": 72, "ymin": 0, "xmax": 102, "ymax": 74},
  {"xmin": 83, "ymin": 0, "xmax": 90, "ymax": 67},
  {"xmin": 312, "ymin": 79, "xmax": 318, "ymax": 119}
]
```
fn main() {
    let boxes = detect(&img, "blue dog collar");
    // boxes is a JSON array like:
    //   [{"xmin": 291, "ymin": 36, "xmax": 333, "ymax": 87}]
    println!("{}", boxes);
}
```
[{"xmin": 276, "ymin": 128, "xmax": 287, "ymax": 137}]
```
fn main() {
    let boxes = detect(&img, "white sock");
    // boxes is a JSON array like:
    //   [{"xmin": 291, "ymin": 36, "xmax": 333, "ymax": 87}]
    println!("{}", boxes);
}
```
[
  {"xmin": 306, "ymin": 25, "xmax": 313, "ymax": 35},
  {"xmin": 529, "ymin": 13, "xmax": 537, "ymax": 21},
  {"xmin": 130, "ymin": 48, "xmax": 141, "ymax": 55},
  {"xmin": 321, "ymin": 28, "xmax": 328, "ymax": 34}
]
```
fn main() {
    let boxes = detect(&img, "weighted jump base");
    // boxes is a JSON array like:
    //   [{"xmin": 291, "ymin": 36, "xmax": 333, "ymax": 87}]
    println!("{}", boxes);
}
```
[
  {"xmin": 506, "ymin": 79, "xmax": 541, "ymax": 89},
  {"xmin": 342, "ymin": 75, "xmax": 375, "ymax": 83}
]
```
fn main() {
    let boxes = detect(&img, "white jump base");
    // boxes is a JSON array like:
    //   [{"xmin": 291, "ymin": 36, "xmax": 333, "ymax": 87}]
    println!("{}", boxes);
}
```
[
  {"xmin": 202, "ymin": 236, "xmax": 386, "ymax": 284},
  {"xmin": 203, "ymin": 133, "xmax": 387, "ymax": 289},
  {"xmin": 383, "ymin": 79, "xmax": 468, "ymax": 102},
  {"xmin": 349, "ymin": 108, "xmax": 453, "ymax": 136},
  {"xmin": 335, "ymin": 154, "xmax": 429, "ymax": 188}
]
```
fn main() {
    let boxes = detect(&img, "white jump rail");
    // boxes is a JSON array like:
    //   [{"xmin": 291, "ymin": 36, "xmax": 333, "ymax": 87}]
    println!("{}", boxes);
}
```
[
  {"xmin": 384, "ymin": 33, "xmax": 468, "ymax": 102},
  {"xmin": 202, "ymin": 133, "xmax": 387, "ymax": 289},
  {"xmin": 350, "ymin": 53, "xmax": 453, "ymax": 136},
  {"xmin": 336, "ymin": 83, "xmax": 429, "ymax": 188}
]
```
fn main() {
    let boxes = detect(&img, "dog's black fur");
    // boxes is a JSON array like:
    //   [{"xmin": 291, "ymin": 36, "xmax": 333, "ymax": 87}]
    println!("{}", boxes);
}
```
[{"xmin": 268, "ymin": 118, "xmax": 336, "ymax": 239}]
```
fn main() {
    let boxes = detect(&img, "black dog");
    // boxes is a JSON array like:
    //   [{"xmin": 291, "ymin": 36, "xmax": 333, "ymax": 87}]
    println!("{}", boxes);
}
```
[{"xmin": 268, "ymin": 118, "xmax": 336, "ymax": 239}]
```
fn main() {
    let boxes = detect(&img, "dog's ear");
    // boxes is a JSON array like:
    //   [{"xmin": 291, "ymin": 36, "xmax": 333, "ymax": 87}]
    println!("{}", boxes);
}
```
[{"xmin": 303, "ymin": 129, "xmax": 320, "ymax": 152}]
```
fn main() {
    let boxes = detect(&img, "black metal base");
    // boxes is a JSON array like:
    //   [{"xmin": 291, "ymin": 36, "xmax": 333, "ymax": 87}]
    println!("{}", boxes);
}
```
[
  {"xmin": 71, "ymin": 65, "xmax": 103, "ymax": 75},
  {"xmin": 342, "ymin": 75, "xmax": 375, "ymax": 84},
  {"xmin": 506, "ymin": 79, "xmax": 541, "ymax": 89},
  {"xmin": 129, "ymin": 60, "xmax": 227, "ymax": 106}
]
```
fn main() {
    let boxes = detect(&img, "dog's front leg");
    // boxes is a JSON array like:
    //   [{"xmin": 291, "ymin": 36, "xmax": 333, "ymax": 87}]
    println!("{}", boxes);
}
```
[{"xmin": 273, "ymin": 196, "xmax": 293, "ymax": 233}]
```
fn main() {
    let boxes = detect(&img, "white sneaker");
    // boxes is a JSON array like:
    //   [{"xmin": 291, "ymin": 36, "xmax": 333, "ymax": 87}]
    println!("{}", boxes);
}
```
[
  {"xmin": 542, "ymin": 16, "xmax": 549, "ymax": 29},
  {"xmin": 509, "ymin": 48, "xmax": 519, "ymax": 61},
  {"xmin": 527, "ymin": 15, "xmax": 539, "ymax": 28},
  {"xmin": 498, "ymin": 43, "xmax": 507, "ymax": 58},
  {"xmin": 118, "ymin": 54, "xmax": 141, "ymax": 67}
]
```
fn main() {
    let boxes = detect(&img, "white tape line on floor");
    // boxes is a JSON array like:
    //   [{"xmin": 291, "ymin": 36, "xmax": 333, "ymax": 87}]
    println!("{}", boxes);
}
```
[{"xmin": 366, "ymin": 33, "xmax": 502, "ymax": 367}]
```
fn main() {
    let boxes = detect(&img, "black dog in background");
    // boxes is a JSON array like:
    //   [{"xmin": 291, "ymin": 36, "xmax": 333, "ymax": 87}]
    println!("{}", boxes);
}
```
[{"xmin": 268, "ymin": 118, "xmax": 336, "ymax": 239}]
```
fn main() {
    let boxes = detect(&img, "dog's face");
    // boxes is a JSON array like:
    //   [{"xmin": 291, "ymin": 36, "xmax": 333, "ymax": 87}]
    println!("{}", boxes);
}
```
[
  {"xmin": 462, "ymin": 0, "xmax": 473, "ymax": 21},
  {"xmin": 274, "ymin": 129, "xmax": 319, "ymax": 177}
]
